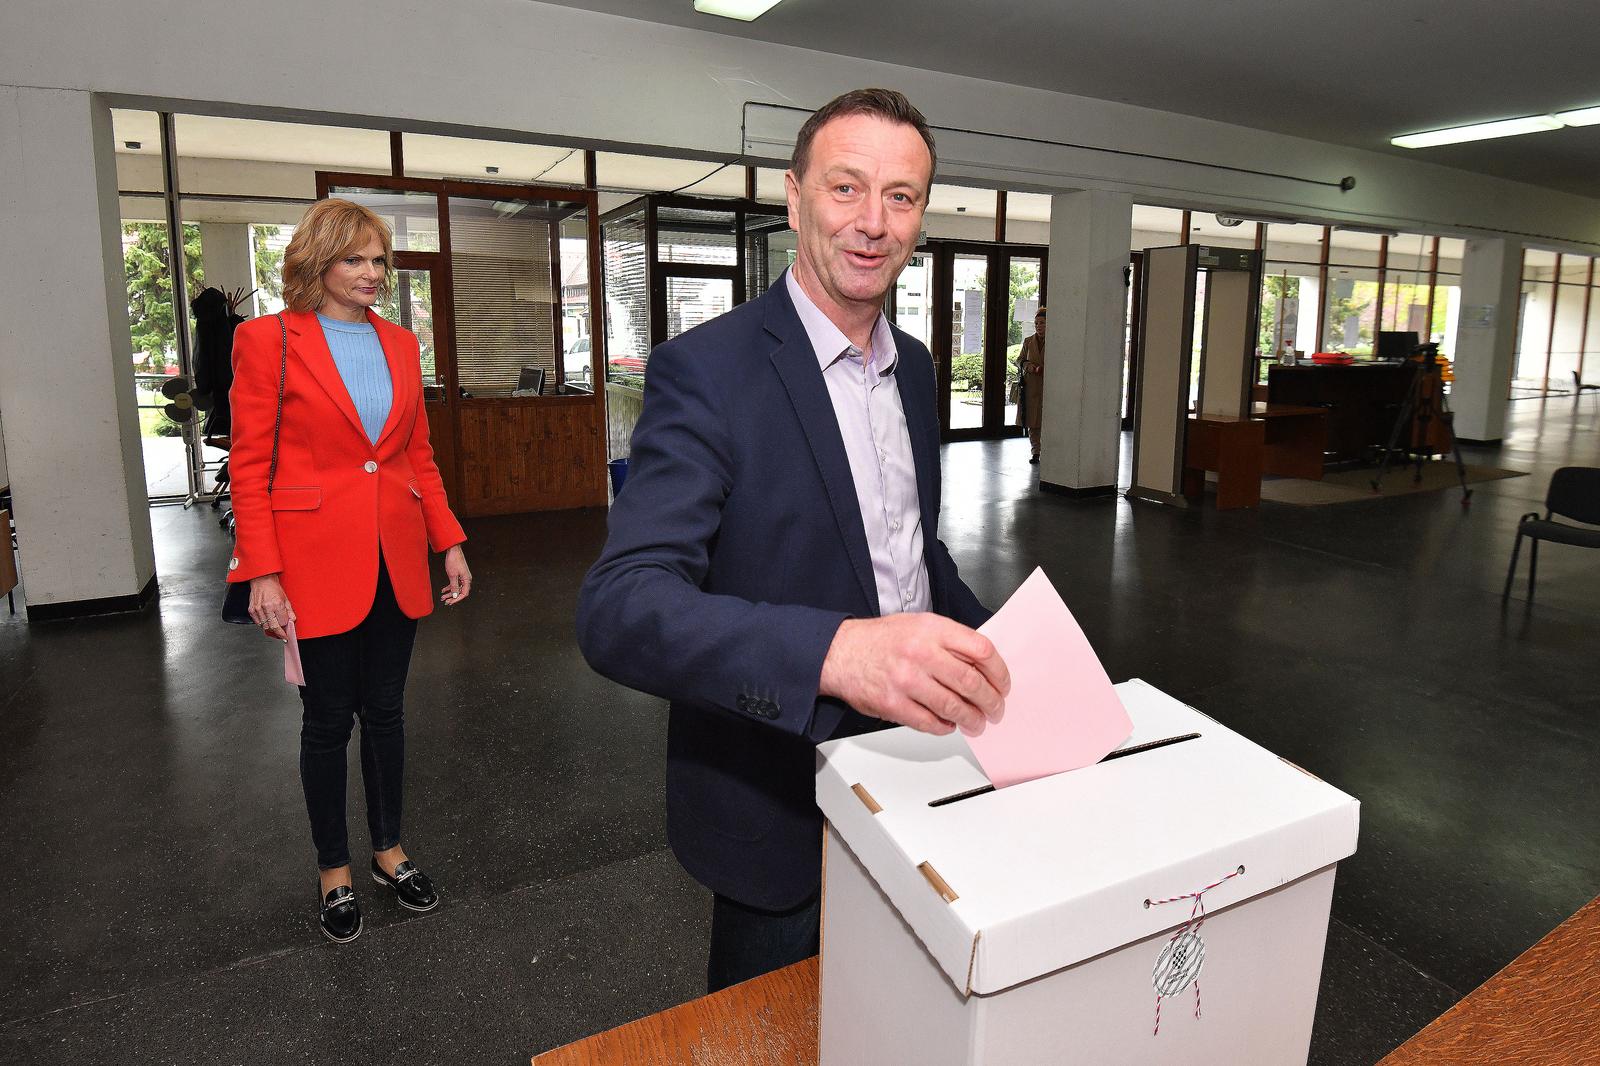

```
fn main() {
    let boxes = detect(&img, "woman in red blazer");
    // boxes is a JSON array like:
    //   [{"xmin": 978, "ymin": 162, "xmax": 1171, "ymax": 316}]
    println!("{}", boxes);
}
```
[{"xmin": 227, "ymin": 198, "xmax": 470, "ymax": 943}]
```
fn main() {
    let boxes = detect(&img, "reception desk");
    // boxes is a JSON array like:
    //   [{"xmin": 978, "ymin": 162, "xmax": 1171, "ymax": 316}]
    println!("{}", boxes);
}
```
[{"xmin": 1266, "ymin": 363, "xmax": 1436, "ymax": 462}]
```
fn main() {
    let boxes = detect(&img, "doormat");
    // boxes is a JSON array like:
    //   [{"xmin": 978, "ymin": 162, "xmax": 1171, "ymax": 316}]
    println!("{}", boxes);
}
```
[{"xmin": 1260, "ymin": 462, "xmax": 1527, "ymax": 506}]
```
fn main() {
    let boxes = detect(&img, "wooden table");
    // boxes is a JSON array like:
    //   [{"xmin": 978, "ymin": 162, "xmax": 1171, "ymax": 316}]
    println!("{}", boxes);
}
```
[
  {"xmin": 532, "ymin": 957, "xmax": 819, "ymax": 1066},
  {"xmin": 1183, "ymin": 403, "xmax": 1327, "ymax": 509},
  {"xmin": 1379, "ymin": 896, "xmax": 1600, "ymax": 1064}
]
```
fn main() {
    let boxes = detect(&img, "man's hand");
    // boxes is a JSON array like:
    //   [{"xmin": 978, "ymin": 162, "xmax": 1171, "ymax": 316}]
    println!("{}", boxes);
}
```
[{"xmin": 818, "ymin": 614, "xmax": 1010, "ymax": 736}]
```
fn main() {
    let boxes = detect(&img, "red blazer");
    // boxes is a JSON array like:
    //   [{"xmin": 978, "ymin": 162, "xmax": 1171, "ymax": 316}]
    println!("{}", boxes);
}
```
[{"xmin": 225, "ymin": 309, "xmax": 466, "ymax": 639}]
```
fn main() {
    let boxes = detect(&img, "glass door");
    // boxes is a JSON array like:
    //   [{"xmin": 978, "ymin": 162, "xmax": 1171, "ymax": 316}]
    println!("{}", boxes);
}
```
[{"xmin": 925, "ymin": 242, "xmax": 1047, "ymax": 441}]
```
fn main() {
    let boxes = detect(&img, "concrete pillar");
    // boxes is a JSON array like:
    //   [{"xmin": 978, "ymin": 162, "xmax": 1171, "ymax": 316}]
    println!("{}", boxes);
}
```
[
  {"xmin": 1451, "ymin": 238, "xmax": 1522, "ymax": 443},
  {"xmin": 198, "ymin": 222, "xmax": 255, "ymax": 306},
  {"xmin": 1039, "ymin": 190, "xmax": 1133, "ymax": 495},
  {"xmin": 0, "ymin": 87, "xmax": 156, "ymax": 617}
]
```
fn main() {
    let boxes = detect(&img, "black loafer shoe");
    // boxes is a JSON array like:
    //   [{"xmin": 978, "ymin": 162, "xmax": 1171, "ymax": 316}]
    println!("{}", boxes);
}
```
[
  {"xmin": 371, "ymin": 859, "xmax": 438, "ymax": 912},
  {"xmin": 319, "ymin": 885, "xmax": 362, "ymax": 943}
]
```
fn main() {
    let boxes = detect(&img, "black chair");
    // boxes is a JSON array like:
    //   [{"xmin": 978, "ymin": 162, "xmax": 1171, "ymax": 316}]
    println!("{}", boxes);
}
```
[
  {"xmin": 1502, "ymin": 466, "xmax": 1600, "ymax": 602},
  {"xmin": 1576, "ymin": 371, "xmax": 1600, "ymax": 402}
]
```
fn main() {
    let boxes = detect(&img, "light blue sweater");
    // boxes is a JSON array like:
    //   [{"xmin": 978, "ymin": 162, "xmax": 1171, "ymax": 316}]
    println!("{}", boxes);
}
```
[{"xmin": 317, "ymin": 313, "xmax": 392, "ymax": 445}]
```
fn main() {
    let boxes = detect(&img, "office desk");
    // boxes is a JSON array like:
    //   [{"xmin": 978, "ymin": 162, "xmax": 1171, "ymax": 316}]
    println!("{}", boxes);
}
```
[
  {"xmin": 531, "ymin": 957, "xmax": 818, "ymax": 1066},
  {"xmin": 1183, "ymin": 404, "xmax": 1327, "ymax": 509},
  {"xmin": 1379, "ymin": 896, "xmax": 1600, "ymax": 1064},
  {"xmin": 1267, "ymin": 363, "xmax": 1451, "ymax": 461}
]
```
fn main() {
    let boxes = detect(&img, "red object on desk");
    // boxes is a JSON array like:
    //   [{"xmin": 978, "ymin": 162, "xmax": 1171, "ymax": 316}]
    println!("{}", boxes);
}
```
[{"xmin": 1311, "ymin": 352, "xmax": 1355, "ymax": 365}]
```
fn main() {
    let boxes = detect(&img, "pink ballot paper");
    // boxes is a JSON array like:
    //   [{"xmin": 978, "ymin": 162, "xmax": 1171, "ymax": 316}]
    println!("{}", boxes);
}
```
[
  {"xmin": 963, "ymin": 567, "xmax": 1132, "ymax": 788},
  {"xmin": 283, "ymin": 620, "xmax": 305, "ymax": 686}
]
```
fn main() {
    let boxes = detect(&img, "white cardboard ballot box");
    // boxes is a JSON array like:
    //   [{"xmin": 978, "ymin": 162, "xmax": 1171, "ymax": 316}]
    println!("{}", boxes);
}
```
[{"xmin": 815, "ymin": 678, "xmax": 1359, "ymax": 1066}]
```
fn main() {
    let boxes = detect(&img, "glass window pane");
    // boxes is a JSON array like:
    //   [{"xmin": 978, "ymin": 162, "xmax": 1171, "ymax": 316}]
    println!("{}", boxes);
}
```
[
  {"xmin": 1261, "ymin": 223, "xmax": 1326, "ymax": 266},
  {"xmin": 1550, "ymin": 280, "xmax": 1587, "ymax": 388},
  {"xmin": 1326, "ymin": 228, "xmax": 1382, "ymax": 268},
  {"xmin": 1322, "ymin": 269, "xmax": 1381, "ymax": 355},
  {"xmin": 745, "ymin": 215, "xmax": 795, "ymax": 297},
  {"xmin": 664, "ymin": 276, "xmax": 733, "ymax": 340},
  {"xmin": 448, "ymin": 195, "xmax": 568, "ymax": 398},
  {"xmin": 1007, "ymin": 257, "xmax": 1043, "ymax": 425},
  {"xmin": 376, "ymin": 267, "xmax": 439, "ymax": 393},
  {"xmin": 1514, "ymin": 276, "xmax": 1555, "ymax": 392},
  {"xmin": 326, "ymin": 187, "xmax": 440, "ymax": 252},
  {"xmin": 1261, "ymin": 262, "xmax": 1319, "ymax": 359},
  {"xmin": 894, "ymin": 253, "xmax": 934, "ymax": 350},
  {"xmin": 559, "ymin": 210, "xmax": 594, "ymax": 393},
  {"xmin": 949, "ymin": 254, "xmax": 987, "ymax": 430},
  {"xmin": 657, "ymin": 206, "xmax": 737, "ymax": 266},
  {"xmin": 602, "ymin": 206, "xmax": 649, "ymax": 388}
]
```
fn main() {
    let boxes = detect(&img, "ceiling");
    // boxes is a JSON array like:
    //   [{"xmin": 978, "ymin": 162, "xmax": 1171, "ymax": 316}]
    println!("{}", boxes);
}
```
[{"xmin": 539, "ymin": 0, "xmax": 1600, "ymax": 201}]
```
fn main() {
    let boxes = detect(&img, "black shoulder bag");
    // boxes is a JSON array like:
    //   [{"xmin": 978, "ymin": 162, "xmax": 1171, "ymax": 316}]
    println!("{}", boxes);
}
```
[{"xmin": 221, "ymin": 314, "xmax": 287, "ymax": 624}]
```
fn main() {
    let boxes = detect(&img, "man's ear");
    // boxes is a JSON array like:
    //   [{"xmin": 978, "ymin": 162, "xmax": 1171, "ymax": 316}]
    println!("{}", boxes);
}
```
[{"xmin": 784, "ymin": 169, "xmax": 801, "ymax": 231}]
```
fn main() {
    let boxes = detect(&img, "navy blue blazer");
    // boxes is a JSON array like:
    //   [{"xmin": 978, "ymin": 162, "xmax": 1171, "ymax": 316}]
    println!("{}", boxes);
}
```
[{"xmin": 576, "ymin": 277, "xmax": 989, "ymax": 910}]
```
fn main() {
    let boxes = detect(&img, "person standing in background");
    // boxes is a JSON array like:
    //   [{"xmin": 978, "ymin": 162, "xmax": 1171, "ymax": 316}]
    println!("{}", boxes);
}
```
[
  {"xmin": 1020, "ymin": 306, "xmax": 1045, "ymax": 462},
  {"xmin": 227, "ymin": 198, "xmax": 472, "ymax": 943}
]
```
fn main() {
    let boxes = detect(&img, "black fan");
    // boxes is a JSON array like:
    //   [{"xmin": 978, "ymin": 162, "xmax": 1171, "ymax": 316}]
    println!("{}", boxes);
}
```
[{"xmin": 159, "ymin": 375, "xmax": 213, "ymax": 424}]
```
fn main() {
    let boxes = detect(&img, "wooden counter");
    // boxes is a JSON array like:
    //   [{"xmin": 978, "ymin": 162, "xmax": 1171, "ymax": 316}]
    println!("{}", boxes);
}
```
[
  {"xmin": 532, "ymin": 957, "xmax": 819, "ymax": 1066},
  {"xmin": 1379, "ymin": 896, "xmax": 1600, "ymax": 1064}
]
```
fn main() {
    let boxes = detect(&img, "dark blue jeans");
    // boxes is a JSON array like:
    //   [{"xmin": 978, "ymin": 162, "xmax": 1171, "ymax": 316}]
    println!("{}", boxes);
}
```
[
  {"xmin": 706, "ymin": 891, "xmax": 821, "ymax": 993},
  {"xmin": 296, "ymin": 561, "xmax": 418, "ymax": 870}
]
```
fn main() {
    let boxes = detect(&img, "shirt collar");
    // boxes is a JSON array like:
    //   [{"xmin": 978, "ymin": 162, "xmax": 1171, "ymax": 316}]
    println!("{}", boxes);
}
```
[{"xmin": 785, "ymin": 269, "xmax": 898, "ymax": 376}]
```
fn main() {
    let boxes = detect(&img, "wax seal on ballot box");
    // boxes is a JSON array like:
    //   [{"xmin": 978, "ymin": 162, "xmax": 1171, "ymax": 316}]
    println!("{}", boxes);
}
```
[{"xmin": 1152, "ymin": 928, "xmax": 1206, "ymax": 997}]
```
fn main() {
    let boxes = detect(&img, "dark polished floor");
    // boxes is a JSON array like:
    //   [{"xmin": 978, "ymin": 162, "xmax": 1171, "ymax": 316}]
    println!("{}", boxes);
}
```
[{"xmin": 2, "ymin": 397, "xmax": 1597, "ymax": 1065}]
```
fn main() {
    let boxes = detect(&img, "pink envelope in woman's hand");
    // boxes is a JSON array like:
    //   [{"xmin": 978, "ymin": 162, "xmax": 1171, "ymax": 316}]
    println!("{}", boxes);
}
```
[{"xmin": 284, "ymin": 620, "xmax": 305, "ymax": 686}]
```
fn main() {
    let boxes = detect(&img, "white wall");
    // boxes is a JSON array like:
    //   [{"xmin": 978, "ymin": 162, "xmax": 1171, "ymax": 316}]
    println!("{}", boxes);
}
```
[
  {"xmin": 4, "ymin": 0, "xmax": 1598, "ymax": 249},
  {"xmin": 0, "ymin": 87, "xmax": 156, "ymax": 608}
]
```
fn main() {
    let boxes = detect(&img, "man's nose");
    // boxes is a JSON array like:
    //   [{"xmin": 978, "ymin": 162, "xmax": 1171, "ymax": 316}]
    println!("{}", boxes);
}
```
[{"xmin": 854, "ymin": 194, "xmax": 887, "ymax": 239}]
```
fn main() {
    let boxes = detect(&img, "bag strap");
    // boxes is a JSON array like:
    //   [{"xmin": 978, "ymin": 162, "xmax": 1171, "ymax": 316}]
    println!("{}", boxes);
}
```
[{"xmin": 267, "ymin": 313, "xmax": 286, "ymax": 494}]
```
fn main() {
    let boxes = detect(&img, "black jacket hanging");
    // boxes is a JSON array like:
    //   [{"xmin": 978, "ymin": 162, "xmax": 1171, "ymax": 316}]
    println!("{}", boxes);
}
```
[{"xmin": 191, "ymin": 286, "xmax": 245, "ymax": 439}]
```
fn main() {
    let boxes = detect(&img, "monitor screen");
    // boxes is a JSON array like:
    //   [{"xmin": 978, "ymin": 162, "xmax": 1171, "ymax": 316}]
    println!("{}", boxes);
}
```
[{"xmin": 1376, "ymin": 331, "xmax": 1420, "ymax": 362}]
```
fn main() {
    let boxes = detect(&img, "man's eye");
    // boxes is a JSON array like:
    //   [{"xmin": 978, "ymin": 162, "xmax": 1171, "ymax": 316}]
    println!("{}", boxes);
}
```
[{"xmin": 836, "ymin": 184, "xmax": 854, "ymax": 195}]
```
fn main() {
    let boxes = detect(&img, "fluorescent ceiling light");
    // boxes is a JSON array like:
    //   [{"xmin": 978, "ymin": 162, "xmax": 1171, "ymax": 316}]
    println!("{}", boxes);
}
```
[
  {"xmin": 1391, "ymin": 115, "xmax": 1563, "ymax": 149},
  {"xmin": 1554, "ymin": 105, "xmax": 1600, "ymax": 127},
  {"xmin": 693, "ymin": 0, "xmax": 785, "ymax": 20}
]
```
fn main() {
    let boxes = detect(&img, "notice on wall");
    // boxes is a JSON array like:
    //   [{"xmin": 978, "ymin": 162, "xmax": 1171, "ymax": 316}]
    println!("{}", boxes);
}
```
[
  {"xmin": 962, "ymin": 289, "xmax": 985, "ymax": 353},
  {"xmin": 1462, "ymin": 304, "xmax": 1496, "ymax": 329}
]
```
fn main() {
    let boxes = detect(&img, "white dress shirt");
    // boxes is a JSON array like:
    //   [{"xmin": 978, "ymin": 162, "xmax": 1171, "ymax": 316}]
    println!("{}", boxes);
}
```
[{"xmin": 785, "ymin": 270, "xmax": 930, "ymax": 615}]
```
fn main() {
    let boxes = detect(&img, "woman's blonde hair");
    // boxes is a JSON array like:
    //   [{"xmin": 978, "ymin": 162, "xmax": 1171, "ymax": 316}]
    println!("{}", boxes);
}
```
[{"xmin": 281, "ymin": 198, "xmax": 395, "ymax": 312}]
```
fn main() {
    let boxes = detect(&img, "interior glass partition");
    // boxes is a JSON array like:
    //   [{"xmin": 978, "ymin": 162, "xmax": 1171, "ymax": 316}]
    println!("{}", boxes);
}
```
[
  {"xmin": 598, "ymin": 195, "xmax": 787, "ymax": 373},
  {"xmin": 318, "ymin": 173, "xmax": 606, "ymax": 515},
  {"xmin": 597, "ymin": 194, "xmax": 789, "ymax": 455}
]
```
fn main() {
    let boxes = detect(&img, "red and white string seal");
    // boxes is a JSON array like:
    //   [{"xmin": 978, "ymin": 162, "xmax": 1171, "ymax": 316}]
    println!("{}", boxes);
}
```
[{"xmin": 1146, "ymin": 865, "xmax": 1245, "ymax": 1036}]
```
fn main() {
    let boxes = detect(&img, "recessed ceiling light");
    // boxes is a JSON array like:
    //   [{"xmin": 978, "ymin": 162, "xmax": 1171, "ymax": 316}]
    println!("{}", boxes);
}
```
[
  {"xmin": 1554, "ymin": 105, "xmax": 1600, "ymax": 127},
  {"xmin": 485, "ymin": 165, "xmax": 500, "ymax": 174},
  {"xmin": 1391, "ymin": 114, "xmax": 1563, "ymax": 149},
  {"xmin": 124, "ymin": 140, "xmax": 142, "ymax": 150},
  {"xmin": 693, "ymin": 0, "xmax": 785, "ymax": 21}
]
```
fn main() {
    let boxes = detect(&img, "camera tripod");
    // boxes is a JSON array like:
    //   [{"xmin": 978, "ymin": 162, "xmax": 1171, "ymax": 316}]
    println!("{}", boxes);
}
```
[{"xmin": 1369, "ymin": 343, "xmax": 1472, "ymax": 506}]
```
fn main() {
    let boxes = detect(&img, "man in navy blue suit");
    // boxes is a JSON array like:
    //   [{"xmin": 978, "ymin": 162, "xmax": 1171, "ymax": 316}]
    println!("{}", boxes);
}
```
[{"xmin": 577, "ymin": 88, "xmax": 1010, "ymax": 991}]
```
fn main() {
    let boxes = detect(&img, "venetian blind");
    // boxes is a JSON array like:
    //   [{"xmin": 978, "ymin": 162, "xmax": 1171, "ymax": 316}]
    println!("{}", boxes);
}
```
[{"xmin": 602, "ymin": 207, "xmax": 649, "ymax": 384}]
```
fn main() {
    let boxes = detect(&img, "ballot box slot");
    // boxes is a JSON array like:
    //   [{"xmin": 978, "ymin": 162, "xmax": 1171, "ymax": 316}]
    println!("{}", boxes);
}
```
[{"xmin": 926, "ymin": 732, "xmax": 1203, "ymax": 807}]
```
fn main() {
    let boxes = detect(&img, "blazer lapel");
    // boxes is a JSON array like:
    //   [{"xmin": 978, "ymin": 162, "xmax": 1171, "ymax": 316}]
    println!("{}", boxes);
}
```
[
  {"xmin": 892, "ymin": 328, "xmax": 941, "ymax": 543},
  {"xmin": 284, "ymin": 310, "xmax": 368, "ymax": 442},
  {"xmin": 764, "ymin": 287, "xmax": 881, "ymax": 616},
  {"xmin": 368, "ymin": 311, "xmax": 412, "ymax": 448}
]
